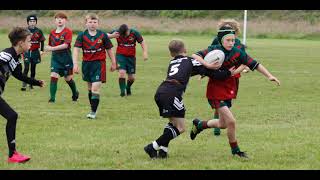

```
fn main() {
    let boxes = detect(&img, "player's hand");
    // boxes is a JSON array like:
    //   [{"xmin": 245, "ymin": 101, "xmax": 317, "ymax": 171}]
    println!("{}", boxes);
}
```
[
  {"xmin": 73, "ymin": 64, "xmax": 79, "ymax": 74},
  {"xmin": 110, "ymin": 63, "xmax": 117, "ymax": 72},
  {"xmin": 143, "ymin": 53, "xmax": 148, "ymax": 61},
  {"xmin": 44, "ymin": 46, "xmax": 53, "ymax": 52},
  {"xmin": 268, "ymin": 76, "xmax": 280, "ymax": 86},
  {"xmin": 38, "ymin": 80, "xmax": 45, "ymax": 87},
  {"xmin": 112, "ymin": 32, "xmax": 120, "ymax": 38}
]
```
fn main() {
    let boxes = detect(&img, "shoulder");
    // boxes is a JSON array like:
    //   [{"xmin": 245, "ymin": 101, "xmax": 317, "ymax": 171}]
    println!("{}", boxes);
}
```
[
  {"xmin": 0, "ymin": 49, "xmax": 13, "ymax": 62},
  {"xmin": 64, "ymin": 27, "xmax": 72, "ymax": 33},
  {"xmin": 131, "ymin": 28, "xmax": 141, "ymax": 35}
]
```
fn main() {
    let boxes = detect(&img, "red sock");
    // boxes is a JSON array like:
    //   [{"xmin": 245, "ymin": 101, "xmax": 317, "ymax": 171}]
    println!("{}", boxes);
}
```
[{"xmin": 201, "ymin": 121, "xmax": 208, "ymax": 129}]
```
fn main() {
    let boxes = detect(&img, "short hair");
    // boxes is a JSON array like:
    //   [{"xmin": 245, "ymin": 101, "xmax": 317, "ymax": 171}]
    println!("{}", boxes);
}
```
[
  {"xmin": 54, "ymin": 11, "xmax": 68, "ymax": 19},
  {"xmin": 119, "ymin": 24, "xmax": 129, "ymax": 36},
  {"xmin": 85, "ymin": 13, "xmax": 99, "ymax": 22},
  {"xmin": 8, "ymin": 27, "xmax": 32, "ymax": 46},
  {"xmin": 217, "ymin": 19, "xmax": 240, "ymax": 36},
  {"xmin": 168, "ymin": 39, "xmax": 185, "ymax": 57}
]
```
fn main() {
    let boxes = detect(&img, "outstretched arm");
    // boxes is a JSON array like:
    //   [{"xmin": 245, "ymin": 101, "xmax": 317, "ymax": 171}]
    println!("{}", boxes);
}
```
[
  {"xmin": 12, "ymin": 64, "xmax": 44, "ymax": 87},
  {"xmin": 192, "ymin": 53, "xmax": 222, "ymax": 70},
  {"xmin": 256, "ymin": 64, "xmax": 280, "ymax": 86}
]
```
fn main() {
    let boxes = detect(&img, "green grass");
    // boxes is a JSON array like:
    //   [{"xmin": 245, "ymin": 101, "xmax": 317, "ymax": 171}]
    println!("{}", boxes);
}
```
[{"xmin": 0, "ymin": 34, "xmax": 319, "ymax": 169}]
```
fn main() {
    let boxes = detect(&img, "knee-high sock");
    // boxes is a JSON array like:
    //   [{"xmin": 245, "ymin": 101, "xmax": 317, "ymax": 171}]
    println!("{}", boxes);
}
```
[
  {"xmin": 66, "ymin": 79, "xmax": 78, "ymax": 96},
  {"xmin": 119, "ymin": 78, "xmax": 126, "ymax": 94},
  {"xmin": 155, "ymin": 123, "xmax": 180, "ymax": 149},
  {"xmin": 91, "ymin": 93, "xmax": 100, "ymax": 113},
  {"xmin": 50, "ymin": 77, "xmax": 58, "ymax": 100},
  {"xmin": 126, "ymin": 79, "xmax": 134, "ymax": 89},
  {"xmin": 88, "ymin": 90, "xmax": 92, "ymax": 105}
]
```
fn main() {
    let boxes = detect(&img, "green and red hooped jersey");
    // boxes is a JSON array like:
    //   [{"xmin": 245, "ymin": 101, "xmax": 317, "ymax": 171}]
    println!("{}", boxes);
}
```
[
  {"xmin": 74, "ymin": 29, "xmax": 113, "ymax": 61},
  {"xmin": 48, "ymin": 27, "xmax": 72, "ymax": 53},
  {"xmin": 196, "ymin": 45, "xmax": 259, "ymax": 100},
  {"xmin": 211, "ymin": 37, "xmax": 245, "ymax": 78},
  {"xmin": 29, "ymin": 27, "xmax": 45, "ymax": 51},
  {"xmin": 111, "ymin": 29, "xmax": 143, "ymax": 57}
]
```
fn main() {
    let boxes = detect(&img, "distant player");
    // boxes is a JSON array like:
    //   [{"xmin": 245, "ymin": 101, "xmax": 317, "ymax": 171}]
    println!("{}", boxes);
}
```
[
  {"xmin": 0, "ymin": 27, "xmax": 44, "ymax": 163},
  {"xmin": 191, "ymin": 26, "xmax": 280, "ymax": 158},
  {"xmin": 44, "ymin": 12, "xmax": 79, "ymax": 103},
  {"xmin": 21, "ymin": 14, "xmax": 45, "ymax": 91},
  {"xmin": 111, "ymin": 24, "xmax": 148, "ymax": 97},
  {"xmin": 73, "ymin": 13, "xmax": 117, "ymax": 119},
  {"xmin": 144, "ymin": 39, "xmax": 242, "ymax": 159}
]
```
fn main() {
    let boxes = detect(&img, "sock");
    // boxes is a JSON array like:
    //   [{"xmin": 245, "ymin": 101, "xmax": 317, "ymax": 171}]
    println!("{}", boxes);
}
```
[
  {"xmin": 50, "ymin": 77, "xmax": 58, "ymax": 101},
  {"xmin": 66, "ymin": 79, "xmax": 78, "ymax": 96},
  {"xmin": 126, "ymin": 79, "xmax": 134, "ymax": 89},
  {"xmin": 152, "ymin": 141, "xmax": 160, "ymax": 150},
  {"xmin": 88, "ymin": 90, "xmax": 92, "ymax": 105},
  {"xmin": 91, "ymin": 93, "xmax": 100, "ymax": 113},
  {"xmin": 198, "ymin": 120, "xmax": 209, "ymax": 130},
  {"xmin": 6, "ymin": 113, "xmax": 17, "ymax": 157},
  {"xmin": 119, "ymin": 78, "xmax": 126, "ymax": 95},
  {"xmin": 155, "ymin": 123, "xmax": 180, "ymax": 148},
  {"xmin": 230, "ymin": 141, "xmax": 241, "ymax": 154}
]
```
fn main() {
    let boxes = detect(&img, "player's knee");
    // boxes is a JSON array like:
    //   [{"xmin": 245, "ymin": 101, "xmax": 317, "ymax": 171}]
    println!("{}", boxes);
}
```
[
  {"xmin": 7, "ymin": 111, "xmax": 18, "ymax": 122},
  {"xmin": 226, "ymin": 119, "xmax": 236, "ymax": 129}
]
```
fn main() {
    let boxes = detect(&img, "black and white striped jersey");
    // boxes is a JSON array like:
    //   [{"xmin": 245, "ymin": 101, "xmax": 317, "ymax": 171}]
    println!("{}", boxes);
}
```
[{"xmin": 0, "ymin": 47, "xmax": 41, "ymax": 95}]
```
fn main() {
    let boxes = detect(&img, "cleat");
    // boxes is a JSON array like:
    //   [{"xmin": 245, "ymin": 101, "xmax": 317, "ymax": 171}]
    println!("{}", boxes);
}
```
[
  {"xmin": 48, "ymin": 99, "xmax": 55, "ymax": 103},
  {"xmin": 72, "ymin": 91, "xmax": 79, "ymax": 101},
  {"xmin": 190, "ymin": 118, "xmax": 202, "ymax": 140},
  {"xmin": 8, "ymin": 151, "xmax": 30, "ymax": 163},
  {"xmin": 126, "ymin": 87, "xmax": 131, "ymax": 96},
  {"xmin": 233, "ymin": 151, "xmax": 249, "ymax": 158},
  {"xmin": 213, "ymin": 128, "xmax": 221, "ymax": 136},
  {"xmin": 86, "ymin": 112, "xmax": 96, "ymax": 119},
  {"xmin": 120, "ymin": 92, "xmax": 125, "ymax": 97},
  {"xmin": 158, "ymin": 149, "xmax": 168, "ymax": 159},
  {"xmin": 144, "ymin": 143, "xmax": 157, "ymax": 159},
  {"xmin": 21, "ymin": 87, "xmax": 26, "ymax": 91}
]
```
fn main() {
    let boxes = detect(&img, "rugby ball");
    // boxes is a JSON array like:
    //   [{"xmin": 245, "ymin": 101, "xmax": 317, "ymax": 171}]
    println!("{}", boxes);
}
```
[{"xmin": 204, "ymin": 49, "xmax": 225, "ymax": 64}]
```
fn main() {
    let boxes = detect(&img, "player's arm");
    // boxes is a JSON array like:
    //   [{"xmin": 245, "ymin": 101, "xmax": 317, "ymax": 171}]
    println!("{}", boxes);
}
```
[
  {"xmin": 192, "ymin": 52, "xmax": 221, "ymax": 70},
  {"xmin": 255, "ymin": 64, "xmax": 280, "ymax": 86},
  {"xmin": 106, "ymin": 48, "xmax": 117, "ymax": 72},
  {"xmin": 12, "ymin": 64, "xmax": 44, "ymax": 87},
  {"xmin": 191, "ymin": 58, "xmax": 230, "ymax": 80},
  {"xmin": 107, "ymin": 31, "xmax": 119, "ymax": 39},
  {"xmin": 72, "ymin": 47, "xmax": 81, "ymax": 74},
  {"xmin": 140, "ymin": 40, "xmax": 148, "ymax": 61}
]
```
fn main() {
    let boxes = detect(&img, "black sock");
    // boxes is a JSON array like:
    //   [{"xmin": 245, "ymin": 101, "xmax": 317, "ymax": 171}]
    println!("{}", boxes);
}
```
[
  {"xmin": 156, "ymin": 123, "xmax": 180, "ymax": 148},
  {"xmin": 88, "ymin": 90, "xmax": 92, "ymax": 105},
  {"xmin": 91, "ymin": 93, "xmax": 100, "ymax": 112},
  {"xmin": 127, "ymin": 79, "xmax": 134, "ymax": 89}
]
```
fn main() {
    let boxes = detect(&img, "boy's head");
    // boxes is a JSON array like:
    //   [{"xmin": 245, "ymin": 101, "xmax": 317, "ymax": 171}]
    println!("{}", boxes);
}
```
[
  {"xmin": 85, "ymin": 13, "xmax": 99, "ymax": 31},
  {"xmin": 217, "ymin": 19, "xmax": 240, "ymax": 36},
  {"xmin": 27, "ymin": 15, "xmax": 37, "ymax": 28},
  {"xmin": 217, "ymin": 26, "xmax": 235, "ymax": 51},
  {"xmin": 168, "ymin": 39, "xmax": 186, "ymax": 57},
  {"xmin": 119, "ymin": 24, "xmax": 129, "ymax": 37},
  {"xmin": 54, "ymin": 12, "xmax": 68, "ymax": 27},
  {"xmin": 8, "ymin": 27, "xmax": 32, "ymax": 51}
]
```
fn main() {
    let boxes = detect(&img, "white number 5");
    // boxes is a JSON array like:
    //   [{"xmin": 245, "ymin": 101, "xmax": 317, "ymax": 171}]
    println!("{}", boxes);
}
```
[{"xmin": 169, "ymin": 64, "xmax": 180, "ymax": 76}]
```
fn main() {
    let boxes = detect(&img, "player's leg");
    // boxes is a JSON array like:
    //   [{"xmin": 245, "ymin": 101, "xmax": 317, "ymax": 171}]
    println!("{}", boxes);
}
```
[
  {"xmin": 0, "ymin": 97, "xmax": 30, "ymax": 163},
  {"xmin": 87, "ymin": 82, "xmax": 92, "ymax": 107},
  {"xmin": 117, "ymin": 54, "xmax": 128, "ymax": 97},
  {"xmin": 64, "ymin": 74, "xmax": 79, "ymax": 101},
  {"xmin": 87, "ymin": 81, "xmax": 101, "ymax": 119},
  {"xmin": 21, "ymin": 59, "xmax": 30, "ymax": 91},
  {"xmin": 217, "ymin": 106, "xmax": 248, "ymax": 158},
  {"xmin": 49, "ymin": 72, "xmax": 59, "ymax": 103},
  {"xmin": 29, "ymin": 60, "xmax": 37, "ymax": 89},
  {"xmin": 126, "ymin": 57, "xmax": 136, "ymax": 96}
]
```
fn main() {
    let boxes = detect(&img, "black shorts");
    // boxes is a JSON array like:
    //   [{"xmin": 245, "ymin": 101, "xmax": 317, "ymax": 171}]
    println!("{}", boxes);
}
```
[{"xmin": 154, "ymin": 92, "xmax": 185, "ymax": 118}]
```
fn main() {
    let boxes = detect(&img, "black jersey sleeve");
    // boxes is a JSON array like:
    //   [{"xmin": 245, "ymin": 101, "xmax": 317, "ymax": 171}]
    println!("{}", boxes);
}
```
[
  {"xmin": 190, "ymin": 58, "xmax": 231, "ymax": 80},
  {"xmin": 12, "ymin": 64, "xmax": 41, "ymax": 86}
]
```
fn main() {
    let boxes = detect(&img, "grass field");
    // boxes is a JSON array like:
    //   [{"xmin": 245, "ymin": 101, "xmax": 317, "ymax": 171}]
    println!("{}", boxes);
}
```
[{"xmin": 0, "ymin": 34, "xmax": 319, "ymax": 170}]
